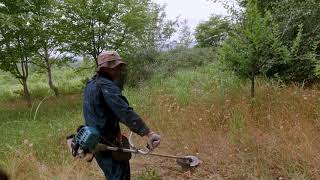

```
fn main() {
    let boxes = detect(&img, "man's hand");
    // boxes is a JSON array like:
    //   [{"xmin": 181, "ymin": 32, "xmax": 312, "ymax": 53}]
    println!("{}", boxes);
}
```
[{"xmin": 146, "ymin": 132, "xmax": 161, "ymax": 151}]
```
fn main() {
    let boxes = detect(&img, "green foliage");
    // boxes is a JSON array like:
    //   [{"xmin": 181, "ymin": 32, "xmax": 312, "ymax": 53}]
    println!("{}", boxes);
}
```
[
  {"xmin": 0, "ymin": 0, "xmax": 47, "ymax": 103},
  {"xmin": 125, "ymin": 47, "xmax": 217, "ymax": 87},
  {"xmin": 155, "ymin": 47, "xmax": 217, "ymax": 75},
  {"xmin": 121, "ymin": 4, "xmax": 178, "ymax": 87},
  {"xmin": 247, "ymin": 0, "xmax": 320, "ymax": 83},
  {"xmin": 59, "ymin": 0, "xmax": 174, "ymax": 64},
  {"xmin": 0, "ymin": 63, "xmax": 93, "ymax": 101},
  {"xmin": 0, "ymin": 0, "xmax": 176, "ymax": 101},
  {"xmin": 195, "ymin": 15, "xmax": 231, "ymax": 48},
  {"xmin": 30, "ymin": 0, "xmax": 70, "ymax": 96},
  {"xmin": 269, "ymin": 0, "xmax": 320, "ymax": 82},
  {"xmin": 125, "ymin": 49, "xmax": 159, "ymax": 87},
  {"xmin": 214, "ymin": 0, "xmax": 320, "ymax": 84},
  {"xmin": 135, "ymin": 3, "xmax": 177, "ymax": 51},
  {"xmin": 136, "ymin": 169, "xmax": 160, "ymax": 180},
  {"xmin": 230, "ymin": 110, "xmax": 245, "ymax": 133},
  {"xmin": 0, "ymin": 0, "xmax": 66, "ymax": 101},
  {"xmin": 1, "ymin": 45, "xmax": 219, "ymax": 101},
  {"xmin": 145, "ymin": 62, "xmax": 239, "ymax": 106},
  {"xmin": 218, "ymin": 0, "xmax": 288, "ymax": 97}
]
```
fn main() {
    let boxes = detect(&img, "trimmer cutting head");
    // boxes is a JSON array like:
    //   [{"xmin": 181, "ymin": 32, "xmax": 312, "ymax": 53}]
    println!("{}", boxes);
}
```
[{"xmin": 176, "ymin": 155, "xmax": 200, "ymax": 170}]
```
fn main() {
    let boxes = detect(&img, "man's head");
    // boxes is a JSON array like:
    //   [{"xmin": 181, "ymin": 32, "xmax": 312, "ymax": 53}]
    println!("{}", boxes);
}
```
[{"xmin": 97, "ymin": 51, "xmax": 127, "ymax": 88}]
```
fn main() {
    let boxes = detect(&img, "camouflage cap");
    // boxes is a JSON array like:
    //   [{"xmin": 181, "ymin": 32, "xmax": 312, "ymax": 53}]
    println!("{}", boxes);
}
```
[{"xmin": 97, "ymin": 50, "xmax": 126, "ymax": 71}]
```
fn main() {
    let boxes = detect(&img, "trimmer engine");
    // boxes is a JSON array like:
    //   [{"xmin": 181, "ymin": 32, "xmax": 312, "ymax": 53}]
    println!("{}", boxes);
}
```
[{"xmin": 70, "ymin": 126, "xmax": 100, "ymax": 157}]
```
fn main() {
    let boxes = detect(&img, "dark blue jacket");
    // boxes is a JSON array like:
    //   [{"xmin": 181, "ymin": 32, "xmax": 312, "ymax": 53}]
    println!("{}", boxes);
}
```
[{"xmin": 83, "ymin": 74, "xmax": 150, "ymax": 144}]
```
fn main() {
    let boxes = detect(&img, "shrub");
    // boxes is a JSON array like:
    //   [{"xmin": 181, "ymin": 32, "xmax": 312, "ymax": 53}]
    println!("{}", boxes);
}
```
[
  {"xmin": 155, "ymin": 47, "xmax": 216, "ymax": 75},
  {"xmin": 125, "ymin": 47, "xmax": 217, "ymax": 87}
]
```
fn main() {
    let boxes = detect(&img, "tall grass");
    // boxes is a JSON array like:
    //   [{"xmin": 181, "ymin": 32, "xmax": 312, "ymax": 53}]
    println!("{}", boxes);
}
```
[
  {"xmin": 127, "ymin": 63, "xmax": 320, "ymax": 179},
  {"xmin": 0, "ymin": 62, "xmax": 320, "ymax": 179},
  {"xmin": 0, "ymin": 64, "xmax": 94, "ymax": 101}
]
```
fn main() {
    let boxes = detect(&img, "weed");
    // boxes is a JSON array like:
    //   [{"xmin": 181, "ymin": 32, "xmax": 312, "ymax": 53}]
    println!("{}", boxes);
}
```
[{"xmin": 136, "ymin": 169, "xmax": 160, "ymax": 180}]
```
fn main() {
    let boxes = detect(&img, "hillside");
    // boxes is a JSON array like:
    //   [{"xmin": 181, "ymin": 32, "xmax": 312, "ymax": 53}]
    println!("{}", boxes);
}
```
[{"xmin": 0, "ymin": 63, "xmax": 319, "ymax": 179}]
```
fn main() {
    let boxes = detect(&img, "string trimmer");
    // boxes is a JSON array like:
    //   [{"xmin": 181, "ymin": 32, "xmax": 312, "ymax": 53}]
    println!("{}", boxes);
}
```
[{"xmin": 67, "ymin": 126, "xmax": 200, "ymax": 170}]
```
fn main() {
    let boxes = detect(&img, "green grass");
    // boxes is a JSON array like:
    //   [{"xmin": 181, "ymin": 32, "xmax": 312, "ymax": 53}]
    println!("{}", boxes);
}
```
[
  {"xmin": 136, "ymin": 62, "xmax": 240, "ymax": 106},
  {"xmin": 0, "ymin": 62, "xmax": 233, "ymax": 164},
  {"xmin": 1, "ymin": 61, "xmax": 319, "ymax": 179},
  {"xmin": 0, "ymin": 64, "xmax": 94, "ymax": 101},
  {"xmin": 0, "ymin": 96, "xmax": 83, "ymax": 163},
  {"xmin": 136, "ymin": 169, "xmax": 160, "ymax": 180}
]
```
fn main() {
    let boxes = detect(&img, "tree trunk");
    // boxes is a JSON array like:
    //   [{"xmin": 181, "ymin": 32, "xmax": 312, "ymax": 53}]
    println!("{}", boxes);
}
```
[
  {"xmin": 16, "ymin": 36, "xmax": 32, "ymax": 106},
  {"xmin": 94, "ymin": 55, "xmax": 98, "ymax": 67},
  {"xmin": 44, "ymin": 47, "xmax": 59, "ymax": 96},
  {"xmin": 250, "ymin": 72, "xmax": 255, "ymax": 99},
  {"xmin": 22, "ymin": 77, "xmax": 32, "ymax": 107},
  {"xmin": 47, "ymin": 66, "xmax": 59, "ymax": 96}
]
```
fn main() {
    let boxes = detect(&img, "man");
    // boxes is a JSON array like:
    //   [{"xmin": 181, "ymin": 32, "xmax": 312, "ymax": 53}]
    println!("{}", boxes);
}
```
[{"xmin": 83, "ymin": 50, "xmax": 161, "ymax": 179}]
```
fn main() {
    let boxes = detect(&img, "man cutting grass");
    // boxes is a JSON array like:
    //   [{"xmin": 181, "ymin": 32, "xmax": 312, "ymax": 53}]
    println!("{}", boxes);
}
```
[{"xmin": 83, "ymin": 50, "xmax": 161, "ymax": 179}]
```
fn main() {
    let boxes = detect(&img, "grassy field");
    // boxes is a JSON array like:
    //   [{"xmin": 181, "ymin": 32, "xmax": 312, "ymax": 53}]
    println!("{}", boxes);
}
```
[
  {"xmin": 0, "ymin": 63, "xmax": 320, "ymax": 179},
  {"xmin": 0, "ymin": 61, "xmax": 93, "ymax": 101}
]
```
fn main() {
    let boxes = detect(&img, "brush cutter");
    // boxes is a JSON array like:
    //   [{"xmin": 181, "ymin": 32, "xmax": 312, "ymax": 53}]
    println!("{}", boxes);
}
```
[{"xmin": 67, "ymin": 126, "xmax": 200, "ymax": 170}]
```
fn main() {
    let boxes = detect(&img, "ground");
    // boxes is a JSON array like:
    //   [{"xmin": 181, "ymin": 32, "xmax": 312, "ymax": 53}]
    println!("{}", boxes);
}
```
[{"xmin": 1, "ymin": 65, "xmax": 320, "ymax": 179}]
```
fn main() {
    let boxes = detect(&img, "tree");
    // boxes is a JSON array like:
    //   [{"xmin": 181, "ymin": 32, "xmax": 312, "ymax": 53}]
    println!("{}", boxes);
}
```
[
  {"xmin": 237, "ymin": 0, "xmax": 320, "ymax": 83},
  {"xmin": 59, "ymin": 0, "xmax": 162, "ymax": 66},
  {"xmin": 269, "ymin": 0, "xmax": 320, "ymax": 83},
  {"xmin": 218, "ymin": 0, "xmax": 287, "ymax": 98},
  {"xmin": 0, "ymin": 0, "xmax": 41, "ymax": 105},
  {"xmin": 122, "ymin": 3, "xmax": 177, "ymax": 87},
  {"xmin": 31, "ymin": 0, "xmax": 63, "ymax": 96},
  {"xmin": 195, "ymin": 15, "xmax": 231, "ymax": 48},
  {"xmin": 176, "ymin": 19, "xmax": 193, "ymax": 48},
  {"xmin": 214, "ymin": 0, "xmax": 320, "ymax": 85}
]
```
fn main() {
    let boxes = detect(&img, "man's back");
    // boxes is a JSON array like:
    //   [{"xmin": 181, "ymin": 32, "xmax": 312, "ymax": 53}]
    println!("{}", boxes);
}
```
[{"xmin": 83, "ymin": 75, "xmax": 121, "ymax": 144}]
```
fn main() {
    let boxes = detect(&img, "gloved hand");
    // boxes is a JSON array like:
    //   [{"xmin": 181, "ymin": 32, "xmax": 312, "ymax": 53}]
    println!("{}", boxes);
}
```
[{"xmin": 147, "ymin": 132, "xmax": 161, "ymax": 151}]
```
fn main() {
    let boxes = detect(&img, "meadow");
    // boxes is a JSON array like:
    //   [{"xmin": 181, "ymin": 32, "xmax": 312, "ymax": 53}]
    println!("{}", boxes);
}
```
[{"xmin": 0, "ymin": 62, "xmax": 320, "ymax": 179}]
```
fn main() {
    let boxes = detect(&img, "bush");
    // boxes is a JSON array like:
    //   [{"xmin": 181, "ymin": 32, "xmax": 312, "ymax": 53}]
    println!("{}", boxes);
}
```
[
  {"xmin": 125, "ymin": 49, "xmax": 159, "ymax": 87},
  {"xmin": 125, "ymin": 47, "xmax": 217, "ymax": 87},
  {"xmin": 155, "ymin": 47, "xmax": 216, "ymax": 74}
]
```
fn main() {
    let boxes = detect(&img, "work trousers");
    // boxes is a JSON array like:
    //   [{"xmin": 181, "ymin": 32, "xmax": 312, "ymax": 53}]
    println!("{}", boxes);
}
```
[{"xmin": 95, "ymin": 151, "xmax": 130, "ymax": 180}]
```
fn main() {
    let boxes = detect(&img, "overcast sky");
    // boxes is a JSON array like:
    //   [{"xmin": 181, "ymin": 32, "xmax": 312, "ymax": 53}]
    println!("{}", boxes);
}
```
[{"xmin": 153, "ymin": 0, "xmax": 228, "ymax": 31}]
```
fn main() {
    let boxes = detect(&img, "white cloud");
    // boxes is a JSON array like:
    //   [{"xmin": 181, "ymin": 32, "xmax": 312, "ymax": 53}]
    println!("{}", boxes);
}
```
[{"xmin": 153, "ymin": 0, "xmax": 227, "ymax": 30}]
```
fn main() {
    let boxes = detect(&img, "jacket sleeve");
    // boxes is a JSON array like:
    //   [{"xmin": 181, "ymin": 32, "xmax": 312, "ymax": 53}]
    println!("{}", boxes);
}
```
[{"xmin": 98, "ymin": 79, "xmax": 150, "ymax": 136}]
